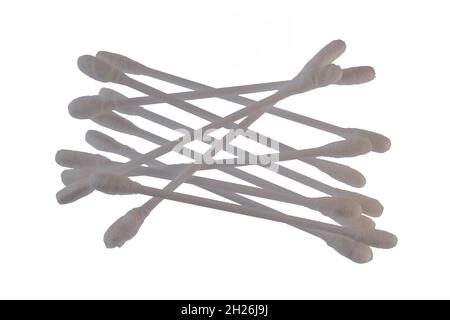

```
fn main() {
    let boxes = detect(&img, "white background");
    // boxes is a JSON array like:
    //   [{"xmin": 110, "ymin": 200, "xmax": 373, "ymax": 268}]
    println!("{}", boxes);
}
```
[{"xmin": 0, "ymin": 0, "xmax": 448, "ymax": 299}]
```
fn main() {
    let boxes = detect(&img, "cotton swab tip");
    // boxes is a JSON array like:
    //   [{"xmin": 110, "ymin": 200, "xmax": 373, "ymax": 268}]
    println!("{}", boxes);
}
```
[
  {"xmin": 363, "ymin": 198, "xmax": 384, "ymax": 217},
  {"xmin": 346, "ymin": 128, "xmax": 391, "ymax": 153},
  {"xmin": 357, "ymin": 229, "xmax": 398, "ymax": 249},
  {"xmin": 319, "ymin": 139, "xmax": 372, "ymax": 158},
  {"xmin": 85, "ymin": 130, "xmax": 115, "ymax": 151},
  {"xmin": 96, "ymin": 51, "xmax": 144, "ymax": 75},
  {"xmin": 351, "ymin": 215, "xmax": 376, "ymax": 230},
  {"xmin": 61, "ymin": 169, "xmax": 88, "ymax": 186},
  {"xmin": 68, "ymin": 96, "xmax": 113, "ymax": 119},
  {"xmin": 324, "ymin": 235, "xmax": 373, "ymax": 264},
  {"xmin": 332, "ymin": 198, "xmax": 362, "ymax": 218},
  {"xmin": 290, "ymin": 64, "xmax": 343, "ymax": 93},
  {"xmin": 56, "ymin": 180, "xmax": 94, "ymax": 204},
  {"xmin": 103, "ymin": 207, "xmax": 147, "ymax": 248},
  {"xmin": 338, "ymin": 66, "xmax": 376, "ymax": 85},
  {"xmin": 55, "ymin": 149, "xmax": 110, "ymax": 169},
  {"xmin": 316, "ymin": 64, "xmax": 344, "ymax": 87},
  {"xmin": 89, "ymin": 173, "xmax": 141, "ymax": 195},
  {"xmin": 309, "ymin": 39, "xmax": 346, "ymax": 68},
  {"xmin": 314, "ymin": 197, "xmax": 361, "ymax": 219},
  {"xmin": 77, "ymin": 55, "xmax": 125, "ymax": 83}
]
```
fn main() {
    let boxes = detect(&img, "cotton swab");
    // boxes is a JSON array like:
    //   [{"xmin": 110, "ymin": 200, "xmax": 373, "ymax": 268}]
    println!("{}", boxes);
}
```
[
  {"xmin": 96, "ymin": 51, "xmax": 389, "ymax": 153},
  {"xmin": 56, "ymin": 136, "xmax": 370, "ymax": 171},
  {"xmin": 80, "ymin": 108, "xmax": 372, "ymax": 163},
  {"xmin": 96, "ymin": 51, "xmax": 373, "ymax": 88},
  {"xmin": 66, "ymin": 68, "xmax": 371, "ymax": 117},
  {"xmin": 101, "ymin": 184, "xmax": 373, "ymax": 263},
  {"xmin": 88, "ymin": 172, "xmax": 397, "ymax": 250},
  {"xmin": 171, "ymin": 138, "xmax": 372, "ymax": 167}
]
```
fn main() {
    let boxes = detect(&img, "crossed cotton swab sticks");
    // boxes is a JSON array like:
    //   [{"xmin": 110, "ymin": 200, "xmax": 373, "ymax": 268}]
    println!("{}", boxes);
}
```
[
  {"xmin": 72, "ymin": 87, "xmax": 383, "ymax": 217},
  {"xmin": 71, "ymin": 90, "xmax": 369, "ymax": 187},
  {"xmin": 58, "ymin": 130, "xmax": 379, "ymax": 263},
  {"xmin": 58, "ymin": 41, "xmax": 351, "ymax": 204},
  {"xmin": 56, "ymin": 40, "xmax": 397, "ymax": 263},
  {"xmin": 95, "ymin": 49, "xmax": 389, "ymax": 153},
  {"xmin": 69, "ymin": 88, "xmax": 373, "ymax": 222}
]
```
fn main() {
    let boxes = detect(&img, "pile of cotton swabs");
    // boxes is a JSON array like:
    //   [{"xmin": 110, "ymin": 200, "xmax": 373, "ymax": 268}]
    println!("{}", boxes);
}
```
[{"xmin": 55, "ymin": 40, "xmax": 397, "ymax": 263}]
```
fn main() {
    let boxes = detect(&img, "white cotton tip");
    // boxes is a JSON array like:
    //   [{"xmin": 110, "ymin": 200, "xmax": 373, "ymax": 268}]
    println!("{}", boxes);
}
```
[
  {"xmin": 56, "ymin": 180, "xmax": 94, "ymax": 204},
  {"xmin": 289, "ymin": 39, "xmax": 346, "ymax": 91},
  {"xmin": 345, "ymin": 128, "xmax": 391, "ymax": 153},
  {"xmin": 339, "ymin": 191, "xmax": 384, "ymax": 217},
  {"xmin": 313, "ymin": 197, "xmax": 362, "ymax": 219},
  {"xmin": 349, "ymin": 215, "xmax": 376, "ymax": 229},
  {"xmin": 68, "ymin": 96, "xmax": 114, "ymax": 119},
  {"xmin": 91, "ymin": 112, "xmax": 142, "ymax": 137},
  {"xmin": 89, "ymin": 173, "xmax": 141, "ymax": 195},
  {"xmin": 77, "ymin": 55, "xmax": 125, "ymax": 83},
  {"xmin": 85, "ymin": 130, "xmax": 117, "ymax": 153},
  {"xmin": 309, "ymin": 39, "xmax": 347, "ymax": 68},
  {"xmin": 331, "ymin": 213, "xmax": 376, "ymax": 229},
  {"xmin": 324, "ymin": 234, "xmax": 373, "ymax": 264},
  {"xmin": 55, "ymin": 149, "xmax": 110, "ymax": 169},
  {"xmin": 352, "ymin": 229, "xmax": 398, "ymax": 249},
  {"xmin": 99, "ymin": 87, "xmax": 126, "ymax": 100},
  {"xmin": 338, "ymin": 66, "xmax": 376, "ymax": 85},
  {"xmin": 98, "ymin": 88, "xmax": 140, "ymax": 116},
  {"xmin": 309, "ymin": 64, "xmax": 343, "ymax": 89},
  {"xmin": 318, "ymin": 139, "xmax": 372, "ymax": 158},
  {"xmin": 103, "ymin": 207, "xmax": 147, "ymax": 248},
  {"xmin": 85, "ymin": 130, "xmax": 140, "ymax": 158},
  {"xmin": 61, "ymin": 169, "xmax": 90, "ymax": 186},
  {"xmin": 97, "ymin": 51, "xmax": 146, "ymax": 75},
  {"xmin": 288, "ymin": 61, "xmax": 342, "ymax": 94},
  {"xmin": 307, "ymin": 158, "xmax": 366, "ymax": 188}
]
